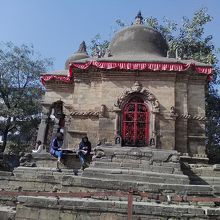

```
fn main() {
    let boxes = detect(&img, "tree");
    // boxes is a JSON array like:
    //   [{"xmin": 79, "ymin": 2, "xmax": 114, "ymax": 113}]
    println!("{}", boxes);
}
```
[
  {"xmin": 90, "ymin": 8, "xmax": 220, "ymax": 162},
  {"xmin": 0, "ymin": 42, "xmax": 52, "ymax": 152}
]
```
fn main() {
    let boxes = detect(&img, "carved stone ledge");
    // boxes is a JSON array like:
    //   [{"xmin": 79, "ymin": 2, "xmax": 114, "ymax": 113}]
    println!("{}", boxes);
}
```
[
  {"xmin": 67, "ymin": 130, "xmax": 87, "ymax": 134},
  {"xmin": 70, "ymin": 111, "xmax": 99, "ymax": 117},
  {"xmin": 188, "ymin": 135, "xmax": 207, "ymax": 139},
  {"xmin": 177, "ymin": 114, "xmax": 206, "ymax": 121}
]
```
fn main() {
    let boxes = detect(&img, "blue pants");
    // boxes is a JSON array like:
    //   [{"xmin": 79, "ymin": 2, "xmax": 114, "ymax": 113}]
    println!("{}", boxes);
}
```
[
  {"xmin": 78, "ymin": 151, "xmax": 87, "ymax": 165},
  {"xmin": 52, "ymin": 150, "xmax": 63, "ymax": 160}
]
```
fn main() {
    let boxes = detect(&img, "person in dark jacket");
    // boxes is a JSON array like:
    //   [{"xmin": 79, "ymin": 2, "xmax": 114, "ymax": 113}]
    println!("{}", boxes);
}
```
[
  {"xmin": 78, "ymin": 136, "xmax": 91, "ymax": 170},
  {"xmin": 50, "ymin": 132, "xmax": 64, "ymax": 170}
]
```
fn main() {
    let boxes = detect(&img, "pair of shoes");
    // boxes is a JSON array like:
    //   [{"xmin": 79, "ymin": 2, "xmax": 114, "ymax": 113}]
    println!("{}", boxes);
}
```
[{"xmin": 73, "ymin": 170, "xmax": 78, "ymax": 176}]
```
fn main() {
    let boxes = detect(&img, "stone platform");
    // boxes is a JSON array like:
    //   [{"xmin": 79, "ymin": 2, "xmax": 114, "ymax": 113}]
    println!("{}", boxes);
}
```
[
  {"xmin": 20, "ymin": 152, "xmax": 81, "ymax": 169},
  {"xmin": 1, "ymin": 146, "xmax": 220, "ymax": 219},
  {"xmin": 83, "ymin": 146, "xmax": 189, "ymax": 185}
]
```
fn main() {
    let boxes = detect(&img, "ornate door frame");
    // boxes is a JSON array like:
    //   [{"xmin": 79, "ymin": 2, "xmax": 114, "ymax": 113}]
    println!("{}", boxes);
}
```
[
  {"xmin": 122, "ymin": 97, "xmax": 149, "ymax": 146},
  {"xmin": 114, "ymin": 82, "xmax": 160, "ymax": 147}
]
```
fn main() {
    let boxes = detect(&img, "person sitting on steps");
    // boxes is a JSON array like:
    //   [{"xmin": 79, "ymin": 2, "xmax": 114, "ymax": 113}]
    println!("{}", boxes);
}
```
[
  {"xmin": 77, "ymin": 136, "xmax": 91, "ymax": 170},
  {"xmin": 32, "ymin": 140, "xmax": 45, "ymax": 154},
  {"xmin": 50, "ymin": 132, "xmax": 64, "ymax": 171}
]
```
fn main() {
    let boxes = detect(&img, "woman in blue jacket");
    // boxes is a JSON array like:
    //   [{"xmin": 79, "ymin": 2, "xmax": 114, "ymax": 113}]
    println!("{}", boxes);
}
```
[
  {"xmin": 50, "ymin": 132, "xmax": 64, "ymax": 170},
  {"xmin": 78, "ymin": 136, "xmax": 91, "ymax": 170}
]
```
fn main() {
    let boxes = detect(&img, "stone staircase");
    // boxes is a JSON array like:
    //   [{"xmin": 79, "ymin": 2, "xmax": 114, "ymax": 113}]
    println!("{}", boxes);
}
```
[
  {"xmin": 1, "ymin": 146, "xmax": 220, "ymax": 219},
  {"xmin": 83, "ymin": 146, "xmax": 190, "ymax": 185}
]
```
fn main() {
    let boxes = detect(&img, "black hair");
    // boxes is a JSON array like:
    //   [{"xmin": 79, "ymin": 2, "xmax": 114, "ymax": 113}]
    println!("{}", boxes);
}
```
[{"xmin": 56, "ymin": 132, "xmax": 64, "ymax": 140}]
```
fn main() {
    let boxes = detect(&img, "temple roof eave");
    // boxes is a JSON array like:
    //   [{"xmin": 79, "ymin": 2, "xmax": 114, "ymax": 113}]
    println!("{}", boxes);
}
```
[
  {"xmin": 69, "ymin": 56, "xmax": 211, "ymax": 67},
  {"xmin": 40, "ymin": 57, "xmax": 212, "ymax": 85}
]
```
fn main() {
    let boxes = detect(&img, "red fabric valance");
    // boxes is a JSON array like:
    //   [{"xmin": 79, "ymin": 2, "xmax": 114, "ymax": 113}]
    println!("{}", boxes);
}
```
[
  {"xmin": 41, "ymin": 75, "xmax": 72, "ymax": 85},
  {"xmin": 69, "ymin": 61, "xmax": 212, "ymax": 79},
  {"xmin": 41, "ymin": 61, "xmax": 212, "ymax": 84}
]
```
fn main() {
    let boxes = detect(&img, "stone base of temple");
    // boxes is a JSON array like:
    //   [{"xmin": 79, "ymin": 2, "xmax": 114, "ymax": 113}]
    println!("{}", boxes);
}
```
[{"xmin": 1, "ymin": 147, "xmax": 220, "ymax": 219}]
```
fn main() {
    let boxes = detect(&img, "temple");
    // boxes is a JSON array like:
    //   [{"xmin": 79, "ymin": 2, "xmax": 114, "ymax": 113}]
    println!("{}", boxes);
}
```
[
  {"xmin": 38, "ymin": 12, "xmax": 212, "ymax": 157},
  {"xmin": 2, "ymin": 13, "xmax": 220, "ymax": 220}
]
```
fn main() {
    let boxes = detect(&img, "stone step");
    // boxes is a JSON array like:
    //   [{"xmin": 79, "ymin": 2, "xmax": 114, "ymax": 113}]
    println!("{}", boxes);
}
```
[
  {"xmin": 97, "ymin": 156, "xmax": 181, "ymax": 167},
  {"xmin": 83, "ymin": 167, "xmax": 189, "ymax": 184},
  {"xmin": 95, "ymin": 146, "xmax": 180, "ymax": 162},
  {"xmin": 189, "ymin": 175, "xmax": 220, "ymax": 185},
  {"xmin": 14, "ymin": 166, "xmax": 79, "ymax": 175},
  {"xmin": 0, "ymin": 171, "xmax": 12, "ymax": 177},
  {"xmin": 0, "ymin": 170, "xmax": 216, "ymax": 198},
  {"xmin": 13, "ymin": 167, "xmax": 80, "ymax": 183},
  {"xmin": 184, "ymin": 168, "xmax": 220, "ymax": 178},
  {"xmin": 91, "ymin": 160, "xmax": 182, "ymax": 174},
  {"xmin": 16, "ymin": 195, "xmax": 220, "ymax": 219},
  {"xmin": 0, "ymin": 205, "xmax": 16, "ymax": 220},
  {"xmin": 84, "ymin": 172, "xmax": 188, "ymax": 185},
  {"xmin": 79, "ymin": 176, "xmax": 214, "ymax": 196}
]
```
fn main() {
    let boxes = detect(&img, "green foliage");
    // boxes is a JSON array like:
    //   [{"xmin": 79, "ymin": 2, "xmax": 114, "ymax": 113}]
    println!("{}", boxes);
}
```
[
  {"xmin": 90, "ymin": 8, "xmax": 220, "ymax": 162},
  {"xmin": 0, "ymin": 42, "xmax": 52, "ymax": 152},
  {"xmin": 89, "ymin": 34, "xmax": 109, "ymax": 58},
  {"xmin": 206, "ymin": 91, "xmax": 220, "ymax": 163}
]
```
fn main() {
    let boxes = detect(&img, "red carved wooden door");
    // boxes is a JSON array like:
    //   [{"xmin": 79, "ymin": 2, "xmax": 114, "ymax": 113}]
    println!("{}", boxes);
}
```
[{"xmin": 122, "ymin": 97, "xmax": 149, "ymax": 146}]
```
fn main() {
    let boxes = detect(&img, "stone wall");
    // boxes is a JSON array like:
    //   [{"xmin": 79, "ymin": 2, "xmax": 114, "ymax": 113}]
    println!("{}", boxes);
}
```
[
  {"xmin": 175, "ymin": 74, "xmax": 207, "ymax": 156},
  {"xmin": 40, "ymin": 70, "xmax": 207, "ymax": 155},
  {"xmin": 68, "ymin": 71, "xmax": 177, "ymax": 149}
]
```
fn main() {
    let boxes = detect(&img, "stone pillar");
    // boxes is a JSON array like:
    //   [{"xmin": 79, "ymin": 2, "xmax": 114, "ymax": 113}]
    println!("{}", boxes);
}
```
[
  {"xmin": 176, "ymin": 119, "xmax": 188, "ymax": 154},
  {"xmin": 36, "ymin": 105, "xmax": 50, "ymax": 143},
  {"xmin": 52, "ymin": 118, "xmax": 60, "ymax": 136},
  {"xmin": 63, "ymin": 106, "xmax": 71, "ymax": 149},
  {"xmin": 159, "ymin": 110, "xmax": 177, "ymax": 151},
  {"xmin": 150, "ymin": 112, "xmax": 157, "ymax": 148},
  {"xmin": 175, "ymin": 79, "xmax": 189, "ymax": 154},
  {"xmin": 151, "ymin": 104, "xmax": 159, "ymax": 148},
  {"xmin": 113, "ymin": 107, "xmax": 122, "ymax": 147},
  {"xmin": 113, "ymin": 107, "xmax": 121, "ymax": 136}
]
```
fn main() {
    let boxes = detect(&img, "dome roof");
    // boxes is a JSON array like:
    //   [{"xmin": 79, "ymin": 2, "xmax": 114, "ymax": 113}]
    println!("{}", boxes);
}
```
[
  {"xmin": 108, "ymin": 24, "xmax": 168, "ymax": 58},
  {"xmin": 65, "ymin": 41, "xmax": 90, "ymax": 69}
]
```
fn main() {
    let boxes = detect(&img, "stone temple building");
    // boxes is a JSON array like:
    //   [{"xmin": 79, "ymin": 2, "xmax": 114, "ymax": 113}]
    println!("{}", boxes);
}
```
[
  {"xmin": 38, "ymin": 12, "xmax": 212, "ymax": 157},
  {"xmin": 2, "ymin": 13, "xmax": 220, "ymax": 220}
]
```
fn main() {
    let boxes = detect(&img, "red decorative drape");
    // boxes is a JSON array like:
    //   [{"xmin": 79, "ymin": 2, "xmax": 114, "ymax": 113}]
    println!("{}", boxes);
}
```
[
  {"xmin": 69, "ymin": 61, "xmax": 212, "ymax": 77},
  {"xmin": 41, "ymin": 75, "xmax": 71, "ymax": 85},
  {"xmin": 41, "ymin": 61, "xmax": 213, "ymax": 84}
]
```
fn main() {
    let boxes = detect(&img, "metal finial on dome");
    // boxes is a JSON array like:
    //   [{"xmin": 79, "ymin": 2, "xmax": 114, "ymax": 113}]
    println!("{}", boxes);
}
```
[
  {"xmin": 135, "ymin": 11, "xmax": 143, "ymax": 25},
  {"xmin": 77, "ymin": 41, "xmax": 88, "ymax": 55}
]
